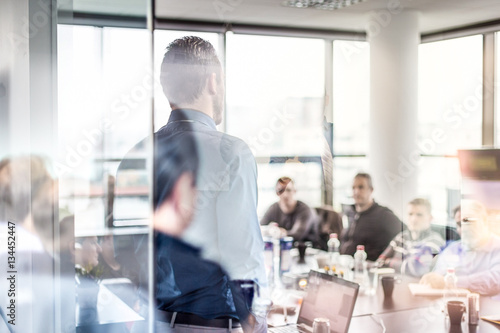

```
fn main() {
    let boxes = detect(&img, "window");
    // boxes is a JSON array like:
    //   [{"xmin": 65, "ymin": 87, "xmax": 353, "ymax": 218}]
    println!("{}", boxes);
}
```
[
  {"xmin": 418, "ymin": 35, "xmax": 483, "ymax": 223},
  {"xmin": 58, "ymin": 25, "xmax": 152, "ymax": 229},
  {"xmin": 332, "ymin": 40, "xmax": 370, "ymax": 209},
  {"xmin": 225, "ymin": 34, "xmax": 326, "ymax": 216},
  {"xmin": 57, "ymin": 23, "xmax": 153, "ymax": 332}
]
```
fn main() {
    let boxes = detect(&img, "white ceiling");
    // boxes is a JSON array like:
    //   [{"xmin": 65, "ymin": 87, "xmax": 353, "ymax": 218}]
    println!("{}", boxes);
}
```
[
  {"xmin": 71, "ymin": 0, "xmax": 500, "ymax": 34},
  {"xmin": 154, "ymin": 0, "xmax": 500, "ymax": 34}
]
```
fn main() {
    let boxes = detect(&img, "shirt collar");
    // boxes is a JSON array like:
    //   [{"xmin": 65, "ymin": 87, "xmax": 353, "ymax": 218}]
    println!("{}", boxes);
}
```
[
  {"xmin": 168, "ymin": 109, "xmax": 217, "ymax": 130},
  {"xmin": 355, "ymin": 200, "xmax": 378, "ymax": 216},
  {"xmin": 409, "ymin": 227, "xmax": 432, "ymax": 241}
]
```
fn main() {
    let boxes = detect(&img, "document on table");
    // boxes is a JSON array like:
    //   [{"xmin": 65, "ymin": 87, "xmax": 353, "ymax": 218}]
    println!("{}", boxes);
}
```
[{"xmin": 408, "ymin": 283, "xmax": 470, "ymax": 296}]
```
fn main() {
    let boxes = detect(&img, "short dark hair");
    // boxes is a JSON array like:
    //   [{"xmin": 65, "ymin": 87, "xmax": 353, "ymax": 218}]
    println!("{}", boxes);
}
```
[
  {"xmin": 354, "ymin": 172, "xmax": 373, "ymax": 189},
  {"xmin": 154, "ymin": 127, "xmax": 199, "ymax": 210},
  {"xmin": 452, "ymin": 205, "xmax": 461, "ymax": 216},
  {"xmin": 408, "ymin": 198, "xmax": 432, "ymax": 214},
  {"xmin": 160, "ymin": 36, "xmax": 221, "ymax": 108},
  {"xmin": 275, "ymin": 176, "xmax": 294, "ymax": 195}
]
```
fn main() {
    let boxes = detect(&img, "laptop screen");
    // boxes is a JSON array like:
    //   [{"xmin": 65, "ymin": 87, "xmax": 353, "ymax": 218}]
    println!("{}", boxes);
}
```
[{"xmin": 297, "ymin": 271, "xmax": 359, "ymax": 333}]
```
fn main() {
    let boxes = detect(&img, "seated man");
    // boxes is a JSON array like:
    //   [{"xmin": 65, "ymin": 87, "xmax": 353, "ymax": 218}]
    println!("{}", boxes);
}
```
[
  {"xmin": 340, "ymin": 173, "xmax": 403, "ymax": 261},
  {"xmin": 260, "ymin": 177, "xmax": 318, "ymax": 242},
  {"xmin": 420, "ymin": 200, "xmax": 500, "ymax": 296},
  {"xmin": 377, "ymin": 198, "xmax": 445, "ymax": 277}
]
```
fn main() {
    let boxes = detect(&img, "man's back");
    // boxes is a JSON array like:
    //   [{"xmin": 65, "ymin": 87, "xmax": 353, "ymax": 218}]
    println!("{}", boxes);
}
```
[{"xmin": 158, "ymin": 109, "xmax": 266, "ymax": 283}]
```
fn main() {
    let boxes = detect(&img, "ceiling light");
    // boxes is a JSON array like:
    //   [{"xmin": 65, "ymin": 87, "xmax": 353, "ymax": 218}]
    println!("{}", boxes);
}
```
[{"xmin": 282, "ymin": 0, "xmax": 366, "ymax": 10}]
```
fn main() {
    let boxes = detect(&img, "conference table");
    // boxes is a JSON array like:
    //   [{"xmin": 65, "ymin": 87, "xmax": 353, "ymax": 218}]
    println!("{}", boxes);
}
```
[
  {"xmin": 267, "ymin": 255, "xmax": 500, "ymax": 333},
  {"xmin": 348, "ymin": 276, "xmax": 500, "ymax": 332},
  {"xmin": 76, "ymin": 279, "xmax": 144, "ymax": 333}
]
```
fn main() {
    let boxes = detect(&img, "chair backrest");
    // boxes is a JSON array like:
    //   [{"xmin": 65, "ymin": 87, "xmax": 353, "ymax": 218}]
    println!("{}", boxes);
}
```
[
  {"xmin": 314, "ymin": 206, "xmax": 343, "ymax": 251},
  {"xmin": 430, "ymin": 224, "xmax": 461, "ymax": 244}
]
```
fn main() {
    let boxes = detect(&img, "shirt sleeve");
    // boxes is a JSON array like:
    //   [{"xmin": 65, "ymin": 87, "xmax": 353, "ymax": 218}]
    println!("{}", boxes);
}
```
[
  {"xmin": 366, "ymin": 209, "xmax": 403, "ymax": 261},
  {"xmin": 260, "ymin": 203, "xmax": 277, "ymax": 226},
  {"xmin": 215, "ymin": 140, "xmax": 267, "ymax": 287},
  {"xmin": 382, "ymin": 233, "xmax": 404, "ymax": 271},
  {"xmin": 385, "ymin": 209, "xmax": 404, "ymax": 237},
  {"xmin": 456, "ymin": 263, "xmax": 500, "ymax": 295},
  {"xmin": 380, "ymin": 241, "xmax": 396, "ymax": 260},
  {"xmin": 286, "ymin": 204, "xmax": 315, "ymax": 241},
  {"xmin": 432, "ymin": 242, "xmax": 460, "ymax": 275},
  {"xmin": 425, "ymin": 232, "xmax": 446, "ymax": 254}
]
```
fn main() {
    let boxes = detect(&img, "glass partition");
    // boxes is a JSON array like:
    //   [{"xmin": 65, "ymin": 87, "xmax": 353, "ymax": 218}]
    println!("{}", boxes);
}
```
[
  {"xmin": 332, "ymin": 40, "xmax": 370, "ymax": 209},
  {"xmin": 56, "ymin": 1, "xmax": 153, "ymax": 331},
  {"xmin": 418, "ymin": 35, "xmax": 483, "ymax": 224},
  {"xmin": 225, "ymin": 34, "xmax": 326, "ymax": 215},
  {"xmin": 496, "ymin": 31, "xmax": 500, "ymax": 147}
]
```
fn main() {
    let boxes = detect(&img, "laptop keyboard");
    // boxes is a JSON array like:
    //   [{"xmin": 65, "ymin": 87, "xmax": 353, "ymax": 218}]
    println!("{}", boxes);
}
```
[{"xmin": 269, "ymin": 325, "xmax": 310, "ymax": 333}]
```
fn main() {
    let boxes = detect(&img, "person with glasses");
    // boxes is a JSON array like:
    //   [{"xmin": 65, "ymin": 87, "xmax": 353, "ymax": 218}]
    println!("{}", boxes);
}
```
[
  {"xmin": 420, "ymin": 200, "xmax": 500, "ymax": 295},
  {"xmin": 260, "ymin": 177, "xmax": 318, "ymax": 242}
]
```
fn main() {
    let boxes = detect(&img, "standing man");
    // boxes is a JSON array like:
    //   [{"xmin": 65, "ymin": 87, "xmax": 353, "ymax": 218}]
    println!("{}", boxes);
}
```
[
  {"xmin": 340, "ymin": 173, "xmax": 403, "ymax": 261},
  {"xmin": 157, "ymin": 36, "xmax": 267, "ymax": 331}
]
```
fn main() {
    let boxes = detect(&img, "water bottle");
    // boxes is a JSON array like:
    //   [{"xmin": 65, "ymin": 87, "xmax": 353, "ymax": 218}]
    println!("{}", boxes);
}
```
[
  {"xmin": 444, "ymin": 267, "xmax": 458, "ymax": 313},
  {"xmin": 263, "ymin": 238, "xmax": 274, "ymax": 288},
  {"xmin": 327, "ymin": 233, "xmax": 340, "ymax": 266},
  {"xmin": 266, "ymin": 222, "xmax": 282, "ymax": 287},
  {"xmin": 353, "ymin": 245, "xmax": 368, "ymax": 294}
]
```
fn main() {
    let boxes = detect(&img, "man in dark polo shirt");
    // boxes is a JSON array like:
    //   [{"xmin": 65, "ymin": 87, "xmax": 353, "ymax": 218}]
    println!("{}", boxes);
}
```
[{"xmin": 340, "ymin": 173, "xmax": 404, "ymax": 261}]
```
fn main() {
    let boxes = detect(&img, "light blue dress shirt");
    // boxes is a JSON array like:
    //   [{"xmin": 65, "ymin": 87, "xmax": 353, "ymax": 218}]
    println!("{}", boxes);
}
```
[
  {"xmin": 433, "ymin": 235, "xmax": 500, "ymax": 295},
  {"xmin": 159, "ymin": 109, "xmax": 267, "ymax": 287}
]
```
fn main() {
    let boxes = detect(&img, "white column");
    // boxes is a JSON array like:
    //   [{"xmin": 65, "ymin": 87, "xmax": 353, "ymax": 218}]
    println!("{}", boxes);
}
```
[{"xmin": 368, "ymin": 10, "xmax": 420, "ymax": 218}]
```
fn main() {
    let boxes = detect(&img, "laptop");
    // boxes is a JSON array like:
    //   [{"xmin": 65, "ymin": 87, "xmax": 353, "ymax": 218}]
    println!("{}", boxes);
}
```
[{"xmin": 269, "ymin": 270, "xmax": 359, "ymax": 333}]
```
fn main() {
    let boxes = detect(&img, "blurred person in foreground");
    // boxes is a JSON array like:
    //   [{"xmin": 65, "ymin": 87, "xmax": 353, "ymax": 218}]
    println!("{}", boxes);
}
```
[
  {"xmin": 0, "ymin": 156, "xmax": 69, "ymax": 332},
  {"xmin": 148, "ymin": 127, "xmax": 264, "ymax": 332},
  {"xmin": 340, "ymin": 173, "xmax": 404, "ymax": 261},
  {"xmin": 420, "ymin": 200, "xmax": 500, "ymax": 295},
  {"xmin": 260, "ymin": 177, "xmax": 318, "ymax": 242},
  {"xmin": 376, "ymin": 198, "xmax": 445, "ymax": 277}
]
